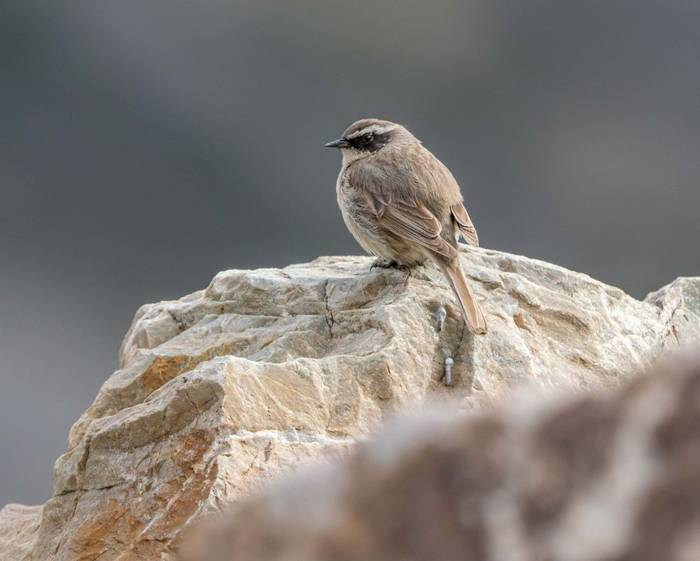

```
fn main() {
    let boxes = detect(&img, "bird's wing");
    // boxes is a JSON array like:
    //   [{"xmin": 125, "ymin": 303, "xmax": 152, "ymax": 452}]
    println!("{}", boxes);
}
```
[
  {"xmin": 348, "ymin": 154, "xmax": 458, "ymax": 260},
  {"xmin": 450, "ymin": 202, "xmax": 479, "ymax": 246},
  {"xmin": 366, "ymin": 194, "xmax": 457, "ymax": 259}
]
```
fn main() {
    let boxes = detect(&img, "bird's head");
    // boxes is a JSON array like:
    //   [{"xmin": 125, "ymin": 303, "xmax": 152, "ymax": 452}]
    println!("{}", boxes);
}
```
[{"xmin": 325, "ymin": 118, "xmax": 413, "ymax": 164}]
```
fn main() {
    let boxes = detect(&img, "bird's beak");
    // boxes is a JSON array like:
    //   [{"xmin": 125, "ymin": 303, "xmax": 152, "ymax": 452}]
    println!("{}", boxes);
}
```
[{"xmin": 324, "ymin": 137, "xmax": 350, "ymax": 148}]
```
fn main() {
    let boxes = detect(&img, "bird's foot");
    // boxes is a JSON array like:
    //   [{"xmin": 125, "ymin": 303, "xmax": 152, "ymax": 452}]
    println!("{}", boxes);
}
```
[
  {"xmin": 370, "ymin": 258, "xmax": 400, "ymax": 271},
  {"xmin": 370, "ymin": 259, "xmax": 416, "ymax": 285}
]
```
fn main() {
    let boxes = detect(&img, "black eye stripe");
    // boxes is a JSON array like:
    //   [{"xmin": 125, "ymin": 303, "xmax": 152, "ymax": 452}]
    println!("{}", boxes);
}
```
[{"xmin": 349, "ymin": 131, "xmax": 390, "ymax": 151}]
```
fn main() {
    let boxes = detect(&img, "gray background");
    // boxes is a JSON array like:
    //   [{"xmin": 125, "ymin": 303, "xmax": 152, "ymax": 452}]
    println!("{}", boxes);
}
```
[{"xmin": 1, "ymin": 1, "xmax": 699, "ymax": 506}]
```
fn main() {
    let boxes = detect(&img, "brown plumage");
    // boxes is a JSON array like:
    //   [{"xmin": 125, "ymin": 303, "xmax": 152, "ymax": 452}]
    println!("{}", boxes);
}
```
[{"xmin": 326, "ymin": 118, "xmax": 487, "ymax": 334}]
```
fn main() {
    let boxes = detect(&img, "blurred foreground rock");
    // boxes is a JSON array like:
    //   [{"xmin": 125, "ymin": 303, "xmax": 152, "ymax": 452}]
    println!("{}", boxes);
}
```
[
  {"xmin": 1, "ymin": 248, "xmax": 699, "ymax": 560},
  {"xmin": 181, "ymin": 355, "xmax": 700, "ymax": 561}
]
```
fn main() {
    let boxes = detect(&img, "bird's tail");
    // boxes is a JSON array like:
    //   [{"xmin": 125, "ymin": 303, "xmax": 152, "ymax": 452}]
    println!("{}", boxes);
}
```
[{"xmin": 439, "ymin": 258, "xmax": 487, "ymax": 334}]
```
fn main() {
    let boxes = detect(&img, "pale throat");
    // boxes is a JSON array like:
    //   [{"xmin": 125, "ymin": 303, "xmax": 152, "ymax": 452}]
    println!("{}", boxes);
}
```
[{"xmin": 340, "ymin": 148, "xmax": 373, "ymax": 167}]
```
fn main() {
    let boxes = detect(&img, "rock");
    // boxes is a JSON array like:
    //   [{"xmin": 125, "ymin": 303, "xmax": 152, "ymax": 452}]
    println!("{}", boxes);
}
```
[
  {"xmin": 0, "ymin": 504, "xmax": 42, "ymax": 561},
  {"xmin": 2, "ymin": 247, "xmax": 699, "ymax": 561},
  {"xmin": 179, "ymin": 354, "xmax": 700, "ymax": 561}
]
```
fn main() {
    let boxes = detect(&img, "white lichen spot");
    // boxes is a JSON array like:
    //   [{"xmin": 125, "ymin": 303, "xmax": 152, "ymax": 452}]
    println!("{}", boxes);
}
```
[
  {"xmin": 505, "ymin": 294, "xmax": 519, "ymax": 317},
  {"xmin": 434, "ymin": 305, "xmax": 447, "ymax": 332},
  {"xmin": 443, "ymin": 356, "xmax": 454, "ymax": 386}
]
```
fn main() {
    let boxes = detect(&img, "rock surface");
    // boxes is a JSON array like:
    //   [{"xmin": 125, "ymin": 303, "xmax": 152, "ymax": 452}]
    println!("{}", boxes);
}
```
[
  {"xmin": 180, "ymin": 354, "xmax": 700, "ymax": 561},
  {"xmin": 0, "ymin": 505, "xmax": 42, "ymax": 561},
  {"xmin": 1, "ymin": 247, "xmax": 699, "ymax": 560}
]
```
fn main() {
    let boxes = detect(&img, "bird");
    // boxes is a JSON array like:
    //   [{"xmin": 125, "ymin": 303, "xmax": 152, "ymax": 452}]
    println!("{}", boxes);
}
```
[{"xmin": 325, "ymin": 118, "xmax": 487, "ymax": 334}]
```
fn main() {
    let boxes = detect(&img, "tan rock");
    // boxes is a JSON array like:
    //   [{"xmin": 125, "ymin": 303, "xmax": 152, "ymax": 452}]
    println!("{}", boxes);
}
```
[
  {"xmin": 2, "ymin": 248, "xmax": 699, "ymax": 560},
  {"xmin": 0, "ymin": 504, "xmax": 42, "ymax": 561}
]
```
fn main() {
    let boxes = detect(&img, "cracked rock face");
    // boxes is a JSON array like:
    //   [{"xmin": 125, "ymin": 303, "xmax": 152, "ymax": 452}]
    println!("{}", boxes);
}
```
[
  {"xmin": 1, "ymin": 248, "xmax": 699, "ymax": 560},
  {"xmin": 180, "ymin": 355, "xmax": 700, "ymax": 561}
]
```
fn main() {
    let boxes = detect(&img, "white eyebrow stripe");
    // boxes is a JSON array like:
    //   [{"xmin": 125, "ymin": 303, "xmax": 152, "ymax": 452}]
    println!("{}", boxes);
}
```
[{"xmin": 346, "ymin": 124, "xmax": 397, "ymax": 139}]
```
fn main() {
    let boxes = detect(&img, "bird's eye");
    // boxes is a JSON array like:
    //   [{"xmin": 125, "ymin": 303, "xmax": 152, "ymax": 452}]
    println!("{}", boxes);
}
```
[{"xmin": 363, "ymin": 133, "xmax": 374, "ymax": 144}]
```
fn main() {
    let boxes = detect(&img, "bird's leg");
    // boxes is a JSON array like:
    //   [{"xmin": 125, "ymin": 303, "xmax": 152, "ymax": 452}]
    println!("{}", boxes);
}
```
[{"xmin": 401, "ymin": 264, "xmax": 413, "ymax": 284}]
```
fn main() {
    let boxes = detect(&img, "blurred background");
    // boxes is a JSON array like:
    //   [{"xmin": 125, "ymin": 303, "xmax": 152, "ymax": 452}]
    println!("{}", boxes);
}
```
[{"xmin": 1, "ymin": 1, "xmax": 699, "ymax": 506}]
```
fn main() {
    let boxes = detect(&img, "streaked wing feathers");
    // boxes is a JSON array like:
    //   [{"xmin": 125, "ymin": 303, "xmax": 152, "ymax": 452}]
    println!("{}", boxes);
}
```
[
  {"xmin": 371, "ymin": 197, "xmax": 456, "ymax": 259},
  {"xmin": 451, "ymin": 203, "xmax": 479, "ymax": 246}
]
